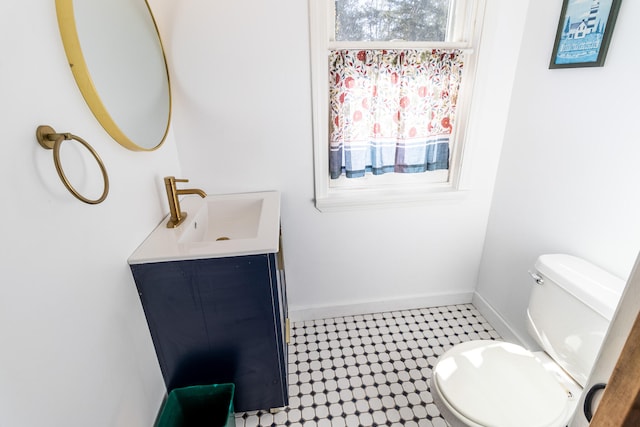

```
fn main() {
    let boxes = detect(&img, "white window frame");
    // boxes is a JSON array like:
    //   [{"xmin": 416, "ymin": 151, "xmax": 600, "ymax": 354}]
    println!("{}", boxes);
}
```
[{"xmin": 309, "ymin": 0, "xmax": 486, "ymax": 211}]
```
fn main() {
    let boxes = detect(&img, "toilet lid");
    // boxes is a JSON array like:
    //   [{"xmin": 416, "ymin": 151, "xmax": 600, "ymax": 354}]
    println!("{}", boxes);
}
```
[{"xmin": 434, "ymin": 341, "xmax": 569, "ymax": 427}]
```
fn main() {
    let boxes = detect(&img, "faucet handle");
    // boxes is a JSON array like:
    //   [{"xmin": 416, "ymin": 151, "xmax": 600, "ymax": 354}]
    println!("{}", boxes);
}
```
[{"xmin": 164, "ymin": 176, "xmax": 188, "ymax": 185}]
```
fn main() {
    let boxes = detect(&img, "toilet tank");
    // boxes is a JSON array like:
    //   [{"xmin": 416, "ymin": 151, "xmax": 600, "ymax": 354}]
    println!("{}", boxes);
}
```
[{"xmin": 526, "ymin": 254, "xmax": 625, "ymax": 387}]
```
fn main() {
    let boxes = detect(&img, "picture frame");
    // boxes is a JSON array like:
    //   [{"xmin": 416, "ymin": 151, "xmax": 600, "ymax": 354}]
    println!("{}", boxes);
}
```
[{"xmin": 549, "ymin": 0, "xmax": 622, "ymax": 69}]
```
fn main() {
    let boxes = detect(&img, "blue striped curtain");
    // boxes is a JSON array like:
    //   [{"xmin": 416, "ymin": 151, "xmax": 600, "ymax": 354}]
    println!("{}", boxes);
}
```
[{"xmin": 329, "ymin": 49, "xmax": 464, "ymax": 179}]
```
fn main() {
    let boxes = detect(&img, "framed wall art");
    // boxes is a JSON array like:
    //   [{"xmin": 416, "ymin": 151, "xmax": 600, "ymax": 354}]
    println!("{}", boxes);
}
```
[{"xmin": 549, "ymin": 0, "xmax": 622, "ymax": 68}]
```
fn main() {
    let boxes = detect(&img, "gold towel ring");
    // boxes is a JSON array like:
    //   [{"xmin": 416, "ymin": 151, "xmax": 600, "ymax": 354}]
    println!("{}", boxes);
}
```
[{"xmin": 36, "ymin": 125, "xmax": 109, "ymax": 204}]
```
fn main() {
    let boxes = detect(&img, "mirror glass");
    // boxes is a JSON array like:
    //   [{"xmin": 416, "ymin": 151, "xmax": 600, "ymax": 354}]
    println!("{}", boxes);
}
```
[{"xmin": 56, "ymin": 0, "xmax": 171, "ymax": 151}]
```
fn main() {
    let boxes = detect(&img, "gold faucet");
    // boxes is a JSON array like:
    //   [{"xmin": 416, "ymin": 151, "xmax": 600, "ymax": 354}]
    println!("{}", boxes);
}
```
[{"xmin": 164, "ymin": 176, "xmax": 207, "ymax": 228}]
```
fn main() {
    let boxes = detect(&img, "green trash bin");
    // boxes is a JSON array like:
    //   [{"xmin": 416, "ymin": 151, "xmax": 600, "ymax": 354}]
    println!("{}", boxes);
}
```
[{"xmin": 156, "ymin": 383, "xmax": 236, "ymax": 427}]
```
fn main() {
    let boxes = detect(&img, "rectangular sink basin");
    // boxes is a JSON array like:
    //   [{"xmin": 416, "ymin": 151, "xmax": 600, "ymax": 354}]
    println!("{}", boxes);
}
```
[
  {"xmin": 179, "ymin": 198, "xmax": 264, "ymax": 243},
  {"xmin": 128, "ymin": 191, "xmax": 280, "ymax": 264}
]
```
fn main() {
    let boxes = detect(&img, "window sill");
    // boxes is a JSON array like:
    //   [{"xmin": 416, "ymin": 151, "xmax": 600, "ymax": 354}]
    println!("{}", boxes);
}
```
[{"xmin": 314, "ymin": 183, "xmax": 468, "ymax": 212}]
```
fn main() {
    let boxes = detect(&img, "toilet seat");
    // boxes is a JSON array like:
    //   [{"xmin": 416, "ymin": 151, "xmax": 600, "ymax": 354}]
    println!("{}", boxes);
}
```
[{"xmin": 433, "ymin": 340, "xmax": 575, "ymax": 427}]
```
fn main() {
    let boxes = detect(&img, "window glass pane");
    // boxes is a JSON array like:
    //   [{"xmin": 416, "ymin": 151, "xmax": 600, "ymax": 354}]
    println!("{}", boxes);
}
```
[{"xmin": 335, "ymin": 0, "xmax": 451, "ymax": 42}]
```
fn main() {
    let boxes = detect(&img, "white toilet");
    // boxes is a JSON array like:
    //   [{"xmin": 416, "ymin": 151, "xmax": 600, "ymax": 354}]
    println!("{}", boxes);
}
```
[{"xmin": 431, "ymin": 254, "xmax": 625, "ymax": 427}]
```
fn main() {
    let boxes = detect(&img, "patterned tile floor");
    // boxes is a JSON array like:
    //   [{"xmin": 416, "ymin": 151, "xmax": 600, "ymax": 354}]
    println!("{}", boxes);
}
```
[{"xmin": 235, "ymin": 304, "xmax": 501, "ymax": 427}]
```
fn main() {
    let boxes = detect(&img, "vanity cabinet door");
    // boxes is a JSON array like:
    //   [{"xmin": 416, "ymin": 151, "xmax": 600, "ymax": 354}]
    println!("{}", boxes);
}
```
[{"xmin": 130, "ymin": 253, "xmax": 288, "ymax": 412}]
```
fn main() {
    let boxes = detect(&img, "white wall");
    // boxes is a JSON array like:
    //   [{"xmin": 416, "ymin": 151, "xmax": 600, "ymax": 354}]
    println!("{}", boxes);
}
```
[
  {"xmin": 0, "ymin": 1, "xmax": 181, "ymax": 425},
  {"xmin": 476, "ymin": 0, "xmax": 640, "ymax": 348},
  {"xmin": 164, "ymin": 0, "xmax": 530, "ymax": 320}
]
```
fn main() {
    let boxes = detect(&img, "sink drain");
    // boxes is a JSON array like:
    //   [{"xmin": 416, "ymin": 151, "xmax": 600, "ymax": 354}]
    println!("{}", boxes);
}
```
[{"xmin": 216, "ymin": 236, "xmax": 230, "ymax": 241}]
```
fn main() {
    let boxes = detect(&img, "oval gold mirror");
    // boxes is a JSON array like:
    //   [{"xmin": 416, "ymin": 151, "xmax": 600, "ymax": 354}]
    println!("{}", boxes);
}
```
[{"xmin": 55, "ymin": 0, "xmax": 171, "ymax": 151}]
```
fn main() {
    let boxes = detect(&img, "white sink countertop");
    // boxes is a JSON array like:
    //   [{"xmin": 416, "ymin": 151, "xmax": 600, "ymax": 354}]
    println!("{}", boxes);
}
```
[{"xmin": 128, "ymin": 191, "xmax": 280, "ymax": 264}]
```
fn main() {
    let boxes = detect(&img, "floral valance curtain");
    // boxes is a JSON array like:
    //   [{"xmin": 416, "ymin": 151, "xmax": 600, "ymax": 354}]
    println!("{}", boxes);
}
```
[{"xmin": 329, "ymin": 49, "xmax": 464, "ymax": 179}]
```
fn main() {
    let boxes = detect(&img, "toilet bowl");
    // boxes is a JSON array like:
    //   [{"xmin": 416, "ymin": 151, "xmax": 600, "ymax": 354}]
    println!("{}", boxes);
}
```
[
  {"xmin": 431, "ymin": 254, "xmax": 625, "ymax": 427},
  {"xmin": 432, "ymin": 340, "xmax": 581, "ymax": 427}
]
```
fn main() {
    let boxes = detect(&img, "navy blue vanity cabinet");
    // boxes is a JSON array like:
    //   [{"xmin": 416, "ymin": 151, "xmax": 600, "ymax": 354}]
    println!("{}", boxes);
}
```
[{"xmin": 130, "ymin": 252, "xmax": 288, "ymax": 412}]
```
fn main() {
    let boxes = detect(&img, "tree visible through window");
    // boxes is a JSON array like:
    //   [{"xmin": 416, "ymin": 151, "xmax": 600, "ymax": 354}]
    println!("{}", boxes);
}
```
[{"xmin": 335, "ymin": 0, "xmax": 451, "ymax": 42}]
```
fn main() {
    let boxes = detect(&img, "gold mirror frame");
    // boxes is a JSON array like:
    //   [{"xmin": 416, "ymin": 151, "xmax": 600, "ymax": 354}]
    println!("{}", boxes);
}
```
[{"xmin": 55, "ymin": 0, "xmax": 171, "ymax": 151}]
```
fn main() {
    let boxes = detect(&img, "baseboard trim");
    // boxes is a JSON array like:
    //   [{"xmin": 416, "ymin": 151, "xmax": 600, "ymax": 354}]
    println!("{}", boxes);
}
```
[
  {"xmin": 471, "ymin": 292, "xmax": 528, "ymax": 346},
  {"xmin": 288, "ymin": 291, "xmax": 474, "ymax": 323}
]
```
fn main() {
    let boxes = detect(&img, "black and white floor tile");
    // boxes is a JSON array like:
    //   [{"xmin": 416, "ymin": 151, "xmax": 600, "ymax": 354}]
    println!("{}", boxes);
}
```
[{"xmin": 236, "ymin": 304, "xmax": 501, "ymax": 427}]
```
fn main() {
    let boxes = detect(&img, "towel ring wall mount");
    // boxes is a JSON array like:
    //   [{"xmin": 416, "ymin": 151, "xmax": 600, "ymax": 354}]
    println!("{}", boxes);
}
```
[{"xmin": 36, "ymin": 125, "xmax": 109, "ymax": 204}]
